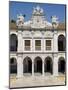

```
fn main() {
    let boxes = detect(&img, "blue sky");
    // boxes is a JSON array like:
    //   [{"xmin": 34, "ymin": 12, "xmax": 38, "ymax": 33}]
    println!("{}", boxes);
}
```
[{"xmin": 9, "ymin": 1, "xmax": 66, "ymax": 23}]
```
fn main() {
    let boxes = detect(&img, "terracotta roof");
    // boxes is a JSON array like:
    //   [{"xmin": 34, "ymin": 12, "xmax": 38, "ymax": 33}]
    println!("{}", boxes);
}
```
[
  {"xmin": 9, "ymin": 22, "xmax": 65, "ymax": 30},
  {"xmin": 9, "ymin": 22, "xmax": 17, "ymax": 29},
  {"xmin": 57, "ymin": 23, "xmax": 66, "ymax": 30}
]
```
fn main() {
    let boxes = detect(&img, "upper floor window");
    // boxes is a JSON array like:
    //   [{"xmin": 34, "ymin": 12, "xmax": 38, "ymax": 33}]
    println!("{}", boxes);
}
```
[
  {"xmin": 58, "ymin": 35, "xmax": 66, "ymax": 51},
  {"xmin": 46, "ymin": 40, "xmax": 51, "ymax": 50},
  {"xmin": 24, "ymin": 40, "xmax": 30, "ymax": 51},
  {"xmin": 35, "ymin": 40, "xmax": 41, "ymax": 51}
]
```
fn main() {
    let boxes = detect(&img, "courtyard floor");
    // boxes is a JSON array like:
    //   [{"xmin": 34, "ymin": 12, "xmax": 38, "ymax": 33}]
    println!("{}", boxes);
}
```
[{"xmin": 10, "ymin": 73, "xmax": 66, "ymax": 88}]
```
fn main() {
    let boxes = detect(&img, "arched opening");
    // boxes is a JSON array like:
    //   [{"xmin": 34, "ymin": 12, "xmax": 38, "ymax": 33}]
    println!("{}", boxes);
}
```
[
  {"xmin": 23, "ymin": 57, "xmax": 32, "ymax": 74},
  {"xmin": 44, "ymin": 57, "xmax": 52, "ymax": 74},
  {"xmin": 10, "ymin": 58, "xmax": 17, "ymax": 74},
  {"xmin": 34, "ymin": 57, "xmax": 42, "ymax": 74},
  {"xmin": 58, "ymin": 35, "xmax": 66, "ymax": 51},
  {"xmin": 58, "ymin": 57, "xmax": 65, "ymax": 74},
  {"xmin": 10, "ymin": 34, "xmax": 18, "ymax": 51}
]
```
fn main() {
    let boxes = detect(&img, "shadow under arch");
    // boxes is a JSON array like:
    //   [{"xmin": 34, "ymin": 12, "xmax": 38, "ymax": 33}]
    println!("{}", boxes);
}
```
[
  {"xmin": 34, "ymin": 56, "xmax": 42, "ymax": 74},
  {"xmin": 58, "ymin": 57, "xmax": 65, "ymax": 74},
  {"xmin": 10, "ymin": 57, "xmax": 17, "ymax": 74},
  {"xmin": 23, "ymin": 56, "xmax": 32, "ymax": 74},
  {"xmin": 44, "ymin": 56, "xmax": 53, "ymax": 74}
]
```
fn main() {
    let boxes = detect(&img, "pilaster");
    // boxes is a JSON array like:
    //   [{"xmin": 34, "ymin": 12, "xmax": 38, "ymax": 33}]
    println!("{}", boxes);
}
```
[
  {"xmin": 53, "ymin": 54, "xmax": 58, "ymax": 76},
  {"xmin": 53, "ymin": 30, "xmax": 58, "ymax": 52},
  {"xmin": 17, "ymin": 54, "xmax": 23, "ymax": 78},
  {"xmin": 18, "ymin": 31, "xmax": 23, "ymax": 52}
]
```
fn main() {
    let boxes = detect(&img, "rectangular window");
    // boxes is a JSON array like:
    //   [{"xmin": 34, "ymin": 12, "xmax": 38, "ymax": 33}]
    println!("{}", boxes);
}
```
[
  {"xmin": 46, "ymin": 40, "xmax": 51, "ymax": 50},
  {"xmin": 25, "ymin": 40, "xmax": 30, "ymax": 51},
  {"xmin": 35, "ymin": 40, "xmax": 41, "ymax": 50}
]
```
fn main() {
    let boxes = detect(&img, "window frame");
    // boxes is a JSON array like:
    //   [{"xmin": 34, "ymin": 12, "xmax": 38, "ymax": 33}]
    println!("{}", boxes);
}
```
[
  {"xmin": 45, "ymin": 39, "xmax": 52, "ymax": 51},
  {"xmin": 34, "ymin": 39, "xmax": 42, "ymax": 51},
  {"xmin": 23, "ymin": 39, "xmax": 32, "ymax": 51}
]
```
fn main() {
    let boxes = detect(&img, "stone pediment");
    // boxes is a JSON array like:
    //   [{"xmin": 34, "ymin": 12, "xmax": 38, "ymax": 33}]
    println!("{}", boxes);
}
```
[
  {"xmin": 33, "ymin": 31, "xmax": 42, "ymax": 38},
  {"xmin": 31, "ymin": 22, "xmax": 45, "ymax": 29}
]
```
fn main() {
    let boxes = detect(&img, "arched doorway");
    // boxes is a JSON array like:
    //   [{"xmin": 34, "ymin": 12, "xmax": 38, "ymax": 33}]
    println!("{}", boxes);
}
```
[
  {"xmin": 10, "ymin": 58, "xmax": 17, "ymax": 74},
  {"xmin": 44, "ymin": 57, "xmax": 52, "ymax": 74},
  {"xmin": 10, "ymin": 34, "xmax": 18, "ymax": 51},
  {"xmin": 58, "ymin": 57, "xmax": 65, "ymax": 74},
  {"xmin": 58, "ymin": 35, "xmax": 66, "ymax": 51},
  {"xmin": 23, "ymin": 57, "xmax": 32, "ymax": 74},
  {"xmin": 34, "ymin": 57, "xmax": 42, "ymax": 74}
]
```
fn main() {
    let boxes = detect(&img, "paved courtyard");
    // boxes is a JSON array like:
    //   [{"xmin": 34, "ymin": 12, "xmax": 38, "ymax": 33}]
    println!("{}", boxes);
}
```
[{"xmin": 10, "ymin": 73, "xmax": 65, "ymax": 88}]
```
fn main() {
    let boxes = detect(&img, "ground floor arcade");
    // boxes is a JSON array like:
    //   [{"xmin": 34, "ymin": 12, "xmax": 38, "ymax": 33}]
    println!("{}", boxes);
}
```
[{"xmin": 10, "ymin": 53, "xmax": 66, "ymax": 78}]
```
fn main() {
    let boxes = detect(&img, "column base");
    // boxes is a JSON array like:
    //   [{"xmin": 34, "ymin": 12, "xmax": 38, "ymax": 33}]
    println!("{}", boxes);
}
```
[
  {"xmin": 42, "ymin": 73, "xmax": 44, "ymax": 76},
  {"xmin": 53, "ymin": 73, "xmax": 59, "ymax": 77},
  {"xmin": 16, "ymin": 74, "xmax": 23, "ymax": 79}
]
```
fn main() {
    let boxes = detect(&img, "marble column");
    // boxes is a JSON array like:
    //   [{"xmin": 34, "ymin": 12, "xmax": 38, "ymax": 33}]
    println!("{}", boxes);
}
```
[
  {"xmin": 53, "ymin": 31, "xmax": 58, "ymax": 52},
  {"xmin": 42, "ymin": 61, "xmax": 44, "ymax": 76},
  {"xmin": 32, "ymin": 61, "xmax": 34, "ymax": 76},
  {"xmin": 17, "ymin": 54, "xmax": 23, "ymax": 78},
  {"xmin": 53, "ymin": 54, "xmax": 58, "ymax": 76}
]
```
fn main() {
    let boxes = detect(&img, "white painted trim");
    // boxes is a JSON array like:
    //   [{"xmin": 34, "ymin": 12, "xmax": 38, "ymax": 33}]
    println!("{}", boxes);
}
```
[
  {"xmin": 44, "ymin": 39, "xmax": 53, "ymax": 52},
  {"xmin": 23, "ymin": 39, "xmax": 32, "ymax": 52},
  {"xmin": 34, "ymin": 39, "xmax": 42, "ymax": 52}
]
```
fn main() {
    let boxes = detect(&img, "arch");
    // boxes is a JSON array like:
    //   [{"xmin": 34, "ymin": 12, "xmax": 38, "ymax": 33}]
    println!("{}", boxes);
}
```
[
  {"xmin": 44, "ymin": 57, "xmax": 53, "ymax": 74},
  {"xmin": 58, "ymin": 34, "xmax": 66, "ymax": 51},
  {"xmin": 23, "ymin": 57, "xmax": 32, "ymax": 74},
  {"xmin": 34, "ymin": 56, "xmax": 42, "ymax": 74},
  {"xmin": 10, "ymin": 58, "xmax": 17, "ymax": 74},
  {"xmin": 10, "ymin": 34, "xmax": 18, "ymax": 51},
  {"xmin": 10, "ymin": 32, "xmax": 17, "ymax": 36},
  {"xmin": 58, "ymin": 57, "xmax": 65, "ymax": 74}
]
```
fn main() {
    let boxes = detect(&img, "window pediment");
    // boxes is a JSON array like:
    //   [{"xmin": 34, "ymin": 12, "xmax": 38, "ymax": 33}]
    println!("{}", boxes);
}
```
[
  {"xmin": 44, "ymin": 31, "xmax": 53, "ymax": 38},
  {"xmin": 23, "ymin": 31, "xmax": 32, "ymax": 37}
]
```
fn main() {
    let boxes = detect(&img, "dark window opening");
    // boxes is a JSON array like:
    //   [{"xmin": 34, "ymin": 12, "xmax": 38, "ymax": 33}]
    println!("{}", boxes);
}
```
[
  {"xmin": 10, "ymin": 34, "xmax": 18, "ymax": 51},
  {"xmin": 58, "ymin": 35, "xmax": 66, "ymax": 51}
]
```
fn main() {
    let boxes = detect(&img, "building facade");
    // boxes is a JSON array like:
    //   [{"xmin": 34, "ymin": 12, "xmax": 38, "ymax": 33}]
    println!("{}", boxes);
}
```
[{"xmin": 10, "ymin": 6, "xmax": 66, "ymax": 78}]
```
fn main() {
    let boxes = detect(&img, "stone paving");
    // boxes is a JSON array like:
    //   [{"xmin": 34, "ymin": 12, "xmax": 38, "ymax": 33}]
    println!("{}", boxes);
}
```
[{"xmin": 10, "ymin": 73, "xmax": 65, "ymax": 88}]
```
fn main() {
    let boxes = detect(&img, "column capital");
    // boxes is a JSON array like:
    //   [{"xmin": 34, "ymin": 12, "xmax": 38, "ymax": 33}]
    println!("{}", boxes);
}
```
[
  {"xmin": 17, "ymin": 54, "xmax": 22, "ymax": 57},
  {"xmin": 18, "ymin": 30, "xmax": 22, "ymax": 33},
  {"xmin": 32, "ymin": 61, "xmax": 34, "ymax": 63},
  {"xmin": 54, "ymin": 53, "xmax": 58, "ymax": 57},
  {"xmin": 53, "ymin": 56, "xmax": 58, "ymax": 76}
]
